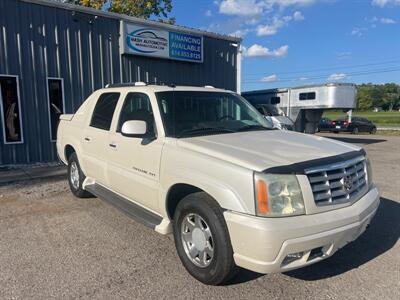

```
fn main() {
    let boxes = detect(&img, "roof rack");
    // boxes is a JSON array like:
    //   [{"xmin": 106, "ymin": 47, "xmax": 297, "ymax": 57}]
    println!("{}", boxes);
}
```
[
  {"xmin": 105, "ymin": 82, "xmax": 219, "ymax": 89},
  {"xmin": 105, "ymin": 82, "xmax": 147, "ymax": 88}
]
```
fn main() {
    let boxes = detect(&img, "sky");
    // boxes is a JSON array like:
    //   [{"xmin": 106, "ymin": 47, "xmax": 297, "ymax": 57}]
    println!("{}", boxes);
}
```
[{"xmin": 170, "ymin": 0, "xmax": 400, "ymax": 91}]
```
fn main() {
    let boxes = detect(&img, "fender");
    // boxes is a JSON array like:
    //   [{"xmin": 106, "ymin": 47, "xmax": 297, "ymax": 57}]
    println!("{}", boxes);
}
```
[{"xmin": 160, "ymin": 145, "xmax": 256, "ymax": 218}]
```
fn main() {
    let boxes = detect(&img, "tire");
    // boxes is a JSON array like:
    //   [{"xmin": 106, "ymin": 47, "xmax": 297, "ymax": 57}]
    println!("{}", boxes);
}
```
[
  {"xmin": 352, "ymin": 127, "xmax": 359, "ymax": 134},
  {"xmin": 173, "ymin": 192, "xmax": 238, "ymax": 285},
  {"xmin": 67, "ymin": 152, "xmax": 92, "ymax": 198},
  {"xmin": 370, "ymin": 127, "xmax": 377, "ymax": 134}
]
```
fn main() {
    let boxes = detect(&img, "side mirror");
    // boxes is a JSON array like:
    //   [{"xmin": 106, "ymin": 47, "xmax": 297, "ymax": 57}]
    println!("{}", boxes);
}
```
[{"xmin": 121, "ymin": 120, "xmax": 147, "ymax": 137}]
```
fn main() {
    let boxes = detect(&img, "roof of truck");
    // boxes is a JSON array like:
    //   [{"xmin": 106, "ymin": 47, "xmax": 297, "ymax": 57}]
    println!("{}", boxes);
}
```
[{"xmin": 101, "ymin": 83, "xmax": 235, "ymax": 94}]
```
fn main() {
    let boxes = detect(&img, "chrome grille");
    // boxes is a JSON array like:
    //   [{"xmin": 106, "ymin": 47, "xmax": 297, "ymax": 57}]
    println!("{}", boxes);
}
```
[{"xmin": 305, "ymin": 156, "xmax": 368, "ymax": 206}]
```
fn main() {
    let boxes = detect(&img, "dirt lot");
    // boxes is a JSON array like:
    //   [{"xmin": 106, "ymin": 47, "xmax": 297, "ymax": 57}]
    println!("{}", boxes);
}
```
[{"xmin": 0, "ymin": 133, "xmax": 399, "ymax": 299}]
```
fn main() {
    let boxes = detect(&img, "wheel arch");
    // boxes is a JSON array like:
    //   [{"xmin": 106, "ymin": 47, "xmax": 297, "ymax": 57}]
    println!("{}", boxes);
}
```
[
  {"xmin": 165, "ymin": 183, "xmax": 203, "ymax": 220},
  {"xmin": 164, "ymin": 180, "xmax": 248, "ymax": 220},
  {"xmin": 64, "ymin": 144, "xmax": 76, "ymax": 162}
]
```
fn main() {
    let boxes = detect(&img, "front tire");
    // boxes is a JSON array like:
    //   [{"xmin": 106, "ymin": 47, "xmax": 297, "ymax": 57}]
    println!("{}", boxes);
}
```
[
  {"xmin": 67, "ymin": 152, "xmax": 92, "ymax": 198},
  {"xmin": 173, "ymin": 192, "xmax": 238, "ymax": 285},
  {"xmin": 370, "ymin": 127, "xmax": 377, "ymax": 134}
]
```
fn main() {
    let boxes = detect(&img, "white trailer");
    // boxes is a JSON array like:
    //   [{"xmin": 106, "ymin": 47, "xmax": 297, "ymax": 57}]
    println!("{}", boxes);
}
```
[{"xmin": 242, "ymin": 83, "xmax": 357, "ymax": 133}]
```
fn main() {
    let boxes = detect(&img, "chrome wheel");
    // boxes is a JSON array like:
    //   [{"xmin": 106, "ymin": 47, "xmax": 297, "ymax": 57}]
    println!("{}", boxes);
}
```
[
  {"xmin": 70, "ymin": 161, "xmax": 80, "ymax": 190},
  {"xmin": 181, "ymin": 213, "xmax": 214, "ymax": 268}
]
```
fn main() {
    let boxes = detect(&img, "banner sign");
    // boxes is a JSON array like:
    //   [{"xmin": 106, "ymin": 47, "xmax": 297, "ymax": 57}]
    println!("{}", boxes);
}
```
[{"xmin": 121, "ymin": 22, "xmax": 203, "ymax": 63}]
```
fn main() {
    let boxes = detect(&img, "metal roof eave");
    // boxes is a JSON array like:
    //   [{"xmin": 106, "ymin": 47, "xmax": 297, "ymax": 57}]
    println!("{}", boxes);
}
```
[
  {"xmin": 243, "ymin": 83, "xmax": 356, "ymax": 94},
  {"xmin": 21, "ymin": 0, "xmax": 242, "ymax": 43}
]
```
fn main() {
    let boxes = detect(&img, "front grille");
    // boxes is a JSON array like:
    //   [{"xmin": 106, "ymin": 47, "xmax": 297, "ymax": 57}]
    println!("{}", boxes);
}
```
[{"xmin": 305, "ymin": 156, "xmax": 368, "ymax": 206}]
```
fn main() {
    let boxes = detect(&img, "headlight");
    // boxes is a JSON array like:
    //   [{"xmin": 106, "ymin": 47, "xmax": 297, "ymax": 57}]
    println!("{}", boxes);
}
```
[
  {"xmin": 365, "ymin": 157, "xmax": 373, "ymax": 188},
  {"xmin": 254, "ymin": 173, "xmax": 305, "ymax": 217}
]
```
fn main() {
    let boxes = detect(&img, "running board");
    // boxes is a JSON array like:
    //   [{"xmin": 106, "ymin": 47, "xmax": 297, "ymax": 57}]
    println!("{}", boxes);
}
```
[{"xmin": 85, "ymin": 184, "xmax": 162, "ymax": 229}]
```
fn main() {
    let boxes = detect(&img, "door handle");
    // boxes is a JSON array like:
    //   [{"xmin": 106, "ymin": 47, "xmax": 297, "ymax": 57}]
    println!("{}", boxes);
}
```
[
  {"xmin": 84, "ymin": 137, "xmax": 91, "ymax": 142},
  {"xmin": 109, "ymin": 143, "xmax": 117, "ymax": 148}
]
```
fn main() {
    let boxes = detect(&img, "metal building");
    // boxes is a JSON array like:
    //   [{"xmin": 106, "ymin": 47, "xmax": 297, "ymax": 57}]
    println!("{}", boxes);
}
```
[{"xmin": 0, "ymin": 0, "xmax": 241, "ymax": 166}]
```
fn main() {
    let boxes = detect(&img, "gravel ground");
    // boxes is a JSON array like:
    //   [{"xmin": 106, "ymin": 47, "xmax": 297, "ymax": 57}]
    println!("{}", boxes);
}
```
[{"xmin": 0, "ymin": 133, "xmax": 399, "ymax": 299}]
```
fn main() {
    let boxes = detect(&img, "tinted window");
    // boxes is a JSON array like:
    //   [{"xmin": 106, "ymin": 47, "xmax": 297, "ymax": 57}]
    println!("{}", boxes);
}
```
[
  {"xmin": 117, "ymin": 93, "xmax": 155, "ymax": 134},
  {"xmin": 90, "ymin": 93, "xmax": 120, "ymax": 130},
  {"xmin": 47, "ymin": 79, "xmax": 64, "ymax": 140},
  {"xmin": 256, "ymin": 107, "xmax": 265, "ymax": 114},
  {"xmin": 271, "ymin": 96, "xmax": 280, "ymax": 104},
  {"xmin": 0, "ymin": 76, "xmax": 23, "ymax": 143},
  {"xmin": 299, "ymin": 92, "xmax": 316, "ymax": 100}
]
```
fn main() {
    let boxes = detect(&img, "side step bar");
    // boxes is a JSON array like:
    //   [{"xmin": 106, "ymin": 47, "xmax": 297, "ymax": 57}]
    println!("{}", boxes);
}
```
[{"xmin": 85, "ymin": 184, "xmax": 162, "ymax": 229}]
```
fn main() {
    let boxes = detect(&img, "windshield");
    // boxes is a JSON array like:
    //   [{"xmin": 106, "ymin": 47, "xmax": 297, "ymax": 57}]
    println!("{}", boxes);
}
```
[
  {"xmin": 257, "ymin": 104, "xmax": 285, "ymax": 117},
  {"xmin": 156, "ymin": 91, "xmax": 273, "ymax": 138}
]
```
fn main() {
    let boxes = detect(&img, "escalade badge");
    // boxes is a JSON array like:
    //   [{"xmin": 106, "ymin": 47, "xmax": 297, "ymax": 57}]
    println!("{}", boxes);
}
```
[{"xmin": 343, "ymin": 175, "xmax": 353, "ymax": 191}]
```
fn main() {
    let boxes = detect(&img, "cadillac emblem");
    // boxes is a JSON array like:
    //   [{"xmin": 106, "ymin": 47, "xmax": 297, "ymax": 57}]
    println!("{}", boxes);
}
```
[{"xmin": 343, "ymin": 175, "xmax": 353, "ymax": 191}]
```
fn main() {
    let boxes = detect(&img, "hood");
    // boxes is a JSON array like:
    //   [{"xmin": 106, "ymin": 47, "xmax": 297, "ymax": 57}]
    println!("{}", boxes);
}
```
[{"xmin": 177, "ymin": 130, "xmax": 360, "ymax": 172}]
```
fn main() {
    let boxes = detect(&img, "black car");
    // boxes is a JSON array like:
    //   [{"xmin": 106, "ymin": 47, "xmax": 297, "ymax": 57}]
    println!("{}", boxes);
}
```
[
  {"xmin": 317, "ymin": 118, "xmax": 334, "ymax": 132},
  {"xmin": 332, "ymin": 117, "xmax": 377, "ymax": 134}
]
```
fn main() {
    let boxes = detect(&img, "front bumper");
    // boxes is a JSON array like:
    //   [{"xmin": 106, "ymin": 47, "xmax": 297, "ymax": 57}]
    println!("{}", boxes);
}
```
[{"xmin": 224, "ymin": 186, "xmax": 380, "ymax": 274}]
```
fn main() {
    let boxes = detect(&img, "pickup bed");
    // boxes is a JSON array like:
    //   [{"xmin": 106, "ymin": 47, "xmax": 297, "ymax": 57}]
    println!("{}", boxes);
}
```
[{"xmin": 57, "ymin": 84, "xmax": 380, "ymax": 285}]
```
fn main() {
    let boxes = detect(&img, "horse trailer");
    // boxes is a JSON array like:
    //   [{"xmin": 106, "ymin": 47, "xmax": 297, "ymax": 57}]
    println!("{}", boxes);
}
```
[{"xmin": 242, "ymin": 83, "xmax": 357, "ymax": 133}]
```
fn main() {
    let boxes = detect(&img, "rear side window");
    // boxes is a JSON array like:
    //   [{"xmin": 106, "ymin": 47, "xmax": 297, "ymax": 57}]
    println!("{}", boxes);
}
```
[
  {"xmin": 90, "ymin": 93, "xmax": 120, "ymax": 130},
  {"xmin": 299, "ymin": 92, "xmax": 316, "ymax": 100}
]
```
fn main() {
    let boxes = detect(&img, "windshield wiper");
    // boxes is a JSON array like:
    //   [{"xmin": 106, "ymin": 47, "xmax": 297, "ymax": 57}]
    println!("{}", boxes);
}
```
[
  {"xmin": 177, "ymin": 127, "xmax": 236, "ymax": 138},
  {"xmin": 236, "ymin": 125, "xmax": 273, "ymax": 132}
]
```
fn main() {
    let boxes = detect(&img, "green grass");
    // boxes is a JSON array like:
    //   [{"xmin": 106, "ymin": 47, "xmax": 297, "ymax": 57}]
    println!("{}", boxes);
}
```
[
  {"xmin": 376, "ymin": 130, "xmax": 400, "ymax": 136},
  {"xmin": 322, "ymin": 111, "xmax": 400, "ymax": 126}
]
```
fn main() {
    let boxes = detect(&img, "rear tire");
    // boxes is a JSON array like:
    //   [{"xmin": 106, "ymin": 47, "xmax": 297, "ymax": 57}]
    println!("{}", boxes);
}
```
[
  {"xmin": 67, "ymin": 152, "xmax": 92, "ymax": 198},
  {"xmin": 370, "ymin": 127, "xmax": 377, "ymax": 134},
  {"xmin": 173, "ymin": 192, "xmax": 238, "ymax": 285},
  {"xmin": 352, "ymin": 127, "xmax": 359, "ymax": 134}
]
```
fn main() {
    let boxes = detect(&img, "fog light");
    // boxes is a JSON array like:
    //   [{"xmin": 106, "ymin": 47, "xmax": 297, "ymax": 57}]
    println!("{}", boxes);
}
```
[{"xmin": 282, "ymin": 252, "xmax": 303, "ymax": 266}]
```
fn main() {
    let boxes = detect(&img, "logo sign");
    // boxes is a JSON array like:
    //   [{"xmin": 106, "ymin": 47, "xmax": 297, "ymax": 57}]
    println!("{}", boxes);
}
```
[
  {"xmin": 122, "ymin": 22, "xmax": 203, "ymax": 63},
  {"xmin": 343, "ymin": 175, "xmax": 353, "ymax": 191}
]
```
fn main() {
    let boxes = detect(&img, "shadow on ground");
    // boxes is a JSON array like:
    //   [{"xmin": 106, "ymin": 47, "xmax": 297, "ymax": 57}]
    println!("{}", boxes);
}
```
[
  {"xmin": 286, "ymin": 197, "xmax": 399, "ymax": 280},
  {"xmin": 323, "ymin": 136, "xmax": 387, "ymax": 145},
  {"xmin": 227, "ymin": 197, "xmax": 399, "ymax": 284}
]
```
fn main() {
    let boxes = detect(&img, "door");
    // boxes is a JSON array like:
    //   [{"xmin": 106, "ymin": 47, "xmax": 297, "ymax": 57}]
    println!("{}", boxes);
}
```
[
  {"xmin": 107, "ymin": 92, "xmax": 163, "ymax": 213},
  {"xmin": 81, "ymin": 92, "xmax": 120, "ymax": 185},
  {"xmin": 362, "ymin": 118, "xmax": 372, "ymax": 132}
]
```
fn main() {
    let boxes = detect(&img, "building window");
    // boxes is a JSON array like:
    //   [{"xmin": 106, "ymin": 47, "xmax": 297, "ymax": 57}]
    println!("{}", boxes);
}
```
[
  {"xmin": 47, "ymin": 78, "xmax": 65, "ymax": 141},
  {"xmin": 0, "ymin": 75, "xmax": 23, "ymax": 144},
  {"xmin": 90, "ymin": 93, "xmax": 120, "ymax": 130},
  {"xmin": 299, "ymin": 92, "xmax": 316, "ymax": 100}
]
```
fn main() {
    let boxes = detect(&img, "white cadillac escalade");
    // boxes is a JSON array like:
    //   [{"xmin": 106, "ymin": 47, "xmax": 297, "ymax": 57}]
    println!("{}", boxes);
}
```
[{"xmin": 57, "ymin": 84, "xmax": 380, "ymax": 285}]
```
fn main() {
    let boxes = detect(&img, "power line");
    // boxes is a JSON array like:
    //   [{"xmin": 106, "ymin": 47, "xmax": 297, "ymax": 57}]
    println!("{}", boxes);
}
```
[
  {"xmin": 242, "ymin": 66, "xmax": 400, "ymax": 84},
  {"xmin": 242, "ymin": 57, "xmax": 400, "ymax": 77}
]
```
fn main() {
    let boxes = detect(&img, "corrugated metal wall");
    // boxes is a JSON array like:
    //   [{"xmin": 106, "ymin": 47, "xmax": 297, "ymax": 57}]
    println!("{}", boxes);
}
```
[
  {"xmin": 0, "ymin": 0, "xmax": 238, "ymax": 165},
  {"xmin": 121, "ymin": 37, "xmax": 237, "ymax": 90}
]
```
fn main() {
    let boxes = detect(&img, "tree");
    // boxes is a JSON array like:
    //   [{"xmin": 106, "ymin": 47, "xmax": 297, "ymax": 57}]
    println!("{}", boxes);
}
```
[
  {"xmin": 63, "ymin": 0, "xmax": 174, "ymax": 22},
  {"xmin": 356, "ymin": 83, "xmax": 400, "ymax": 111}
]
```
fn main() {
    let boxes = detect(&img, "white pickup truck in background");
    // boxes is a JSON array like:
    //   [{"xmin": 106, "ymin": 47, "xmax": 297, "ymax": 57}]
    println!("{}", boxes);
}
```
[{"xmin": 57, "ymin": 83, "xmax": 380, "ymax": 285}]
